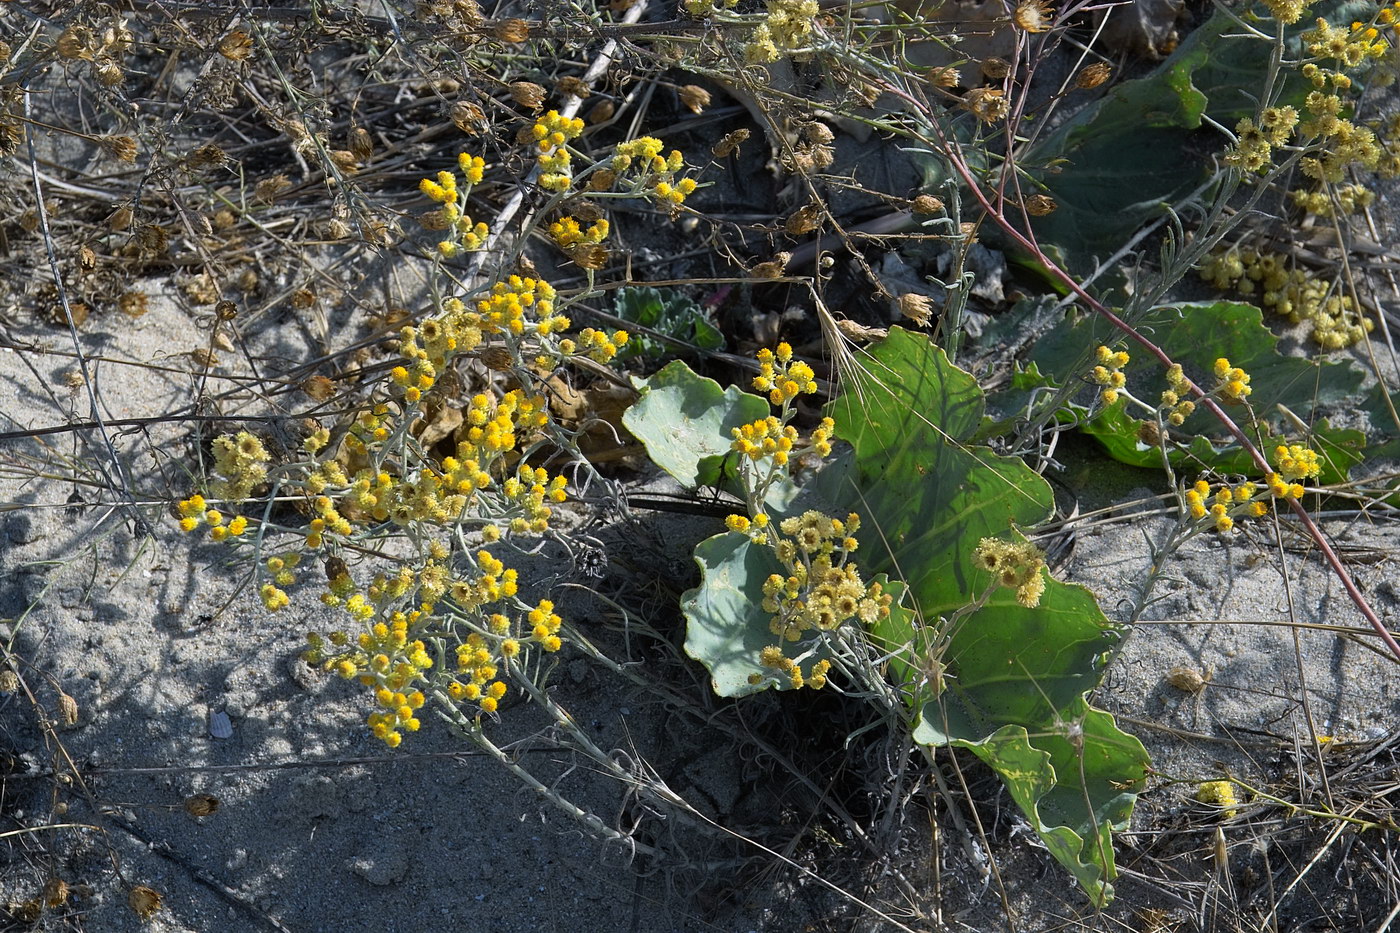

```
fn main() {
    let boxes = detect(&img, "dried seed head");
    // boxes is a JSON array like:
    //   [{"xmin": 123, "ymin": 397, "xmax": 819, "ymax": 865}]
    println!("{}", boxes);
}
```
[
  {"xmin": 291, "ymin": 288, "xmax": 317, "ymax": 310},
  {"xmin": 100, "ymin": 135, "xmax": 137, "ymax": 163},
  {"xmin": 898, "ymin": 293, "xmax": 936, "ymax": 327},
  {"xmin": 586, "ymin": 168, "xmax": 616, "ymax": 191},
  {"xmin": 212, "ymin": 332, "xmax": 235, "ymax": 353},
  {"xmin": 927, "ymin": 65, "xmax": 961, "ymax": 88},
  {"xmin": 79, "ymin": 245, "xmax": 97, "ymax": 269},
  {"xmin": 1075, "ymin": 62, "xmax": 1112, "ymax": 89},
  {"xmin": 43, "ymin": 878, "xmax": 70, "ymax": 908},
  {"xmin": 556, "ymin": 76, "xmax": 591, "ymax": 99},
  {"xmin": 571, "ymin": 243, "xmax": 609, "ymax": 271},
  {"xmin": 418, "ymin": 209, "xmax": 451, "ymax": 231},
  {"xmin": 254, "ymin": 174, "xmax": 291, "ymax": 204},
  {"xmin": 183, "ymin": 793, "xmax": 220, "ymax": 817},
  {"xmin": 136, "ymin": 224, "xmax": 169, "ymax": 253},
  {"xmin": 329, "ymin": 149, "xmax": 359, "ymax": 171},
  {"xmin": 212, "ymin": 209, "xmax": 237, "ymax": 230},
  {"xmin": 128, "ymin": 885, "xmax": 163, "ymax": 920},
  {"xmin": 450, "ymin": 100, "xmax": 486, "ymax": 134},
  {"xmin": 493, "ymin": 18, "xmax": 530, "ymax": 42},
  {"xmin": 93, "ymin": 58, "xmax": 124, "ymax": 87},
  {"xmin": 0, "ymin": 39, "xmax": 12, "ymax": 66},
  {"xmin": 712, "ymin": 128, "xmax": 750, "ymax": 159},
  {"xmin": 587, "ymin": 99, "xmax": 615, "ymax": 124},
  {"xmin": 509, "ymin": 81, "xmax": 546, "ymax": 111},
  {"xmin": 11, "ymin": 901, "xmax": 40, "ymax": 923},
  {"xmin": 57, "ymin": 691, "xmax": 79, "ymax": 726},
  {"xmin": 805, "ymin": 122, "xmax": 835, "ymax": 145},
  {"xmin": 190, "ymin": 348, "xmax": 219, "ymax": 370},
  {"xmin": 0, "ymin": 670, "xmax": 18, "ymax": 693},
  {"xmin": 679, "ymin": 84, "xmax": 711, "ymax": 114},
  {"xmin": 118, "ymin": 291, "xmax": 149, "ymax": 318},
  {"xmin": 348, "ymin": 127, "xmax": 374, "ymax": 161},
  {"xmin": 301, "ymin": 375, "xmax": 336, "ymax": 401},
  {"xmin": 835, "ymin": 319, "xmax": 888, "ymax": 342},
  {"xmin": 1025, "ymin": 194, "xmax": 1057, "ymax": 216},
  {"xmin": 751, "ymin": 253, "xmax": 790, "ymax": 279},
  {"xmin": 325, "ymin": 218, "xmax": 352, "ymax": 240},
  {"xmin": 189, "ymin": 143, "xmax": 226, "ymax": 169},
  {"xmin": 980, "ymin": 58, "xmax": 1011, "ymax": 80},
  {"xmin": 910, "ymin": 194, "xmax": 944, "ymax": 215},
  {"xmin": 108, "ymin": 204, "xmax": 133, "ymax": 230},
  {"xmin": 235, "ymin": 269, "xmax": 258, "ymax": 292},
  {"xmin": 478, "ymin": 346, "xmax": 514, "ymax": 371},
  {"xmin": 216, "ymin": 300, "xmax": 238, "ymax": 321},
  {"xmin": 218, "ymin": 29, "xmax": 254, "ymax": 61},
  {"xmin": 57, "ymin": 26, "xmax": 94, "ymax": 60},
  {"xmin": 1013, "ymin": 0, "xmax": 1055, "ymax": 33},
  {"xmin": 1137, "ymin": 420, "xmax": 1161, "ymax": 446},
  {"xmin": 961, "ymin": 87, "xmax": 1009, "ymax": 123},
  {"xmin": 785, "ymin": 204, "xmax": 823, "ymax": 235},
  {"xmin": 1166, "ymin": 665, "xmax": 1207, "ymax": 694}
]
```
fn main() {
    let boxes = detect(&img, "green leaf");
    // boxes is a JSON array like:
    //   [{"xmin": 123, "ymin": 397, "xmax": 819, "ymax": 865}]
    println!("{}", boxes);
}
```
[
  {"xmin": 623, "ymin": 361, "xmax": 769, "ymax": 489},
  {"xmin": 614, "ymin": 286, "xmax": 725, "ymax": 360},
  {"xmin": 821, "ymin": 328, "xmax": 1148, "ymax": 905},
  {"xmin": 1025, "ymin": 7, "xmax": 1315, "ymax": 274}
]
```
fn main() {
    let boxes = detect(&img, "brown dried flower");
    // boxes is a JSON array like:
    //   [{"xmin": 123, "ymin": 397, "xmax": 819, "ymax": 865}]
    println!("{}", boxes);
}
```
[
  {"xmin": 57, "ymin": 691, "xmax": 79, "ymax": 726},
  {"xmin": 910, "ymin": 194, "xmax": 945, "ymax": 215},
  {"xmin": 43, "ymin": 878, "xmax": 70, "ymax": 908},
  {"xmin": 785, "ymin": 204, "xmax": 823, "ymax": 236},
  {"xmin": 183, "ymin": 794, "xmax": 221, "ymax": 817},
  {"xmin": 1025, "ymin": 194, "xmax": 1057, "ymax": 216},
  {"xmin": 712, "ymin": 128, "xmax": 750, "ymax": 159},
  {"xmin": 898, "ymin": 293, "xmax": 936, "ymax": 328},
  {"xmin": 301, "ymin": 375, "xmax": 336, "ymax": 401},
  {"xmin": 679, "ymin": 85, "xmax": 711, "ymax": 114},
  {"xmin": 961, "ymin": 87, "xmax": 1009, "ymax": 123},
  {"xmin": 57, "ymin": 26, "xmax": 94, "ymax": 61},
  {"xmin": 450, "ymin": 100, "xmax": 486, "ymax": 134},
  {"xmin": 587, "ymin": 99, "xmax": 615, "ymax": 124},
  {"xmin": 556, "ymin": 76, "xmax": 591, "ymax": 99},
  {"xmin": 751, "ymin": 253, "xmax": 790, "ymax": 279},
  {"xmin": 478, "ymin": 346, "xmax": 514, "ymax": 371},
  {"xmin": 118, "ymin": 291, "xmax": 149, "ymax": 318},
  {"xmin": 216, "ymin": 300, "xmax": 238, "ymax": 320},
  {"xmin": 493, "ymin": 18, "xmax": 530, "ymax": 42},
  {"xmin": 509, "ymin": 81, "xmax": 546, "ymax": 111},
  {"xmin": 980, "ymin": 58, "xmax": 1011, "ymax": 80},
  {"xmin": 93, "ymin": 58, "xmax": 124, "ymax": 87},
  {"xmin": 189, "ymin": 143, "xmax": 226, "ymax": 169},
  {"xmin": 927, "ymin": 65, "xmax": 961, "ymax": 88},
  {"xmin": 254, "ymin": 174, "xmax": 291, "ymax": 204},
  {"xmin": 349, "ymin": 127, "xmax": 374, "ymax": 160},
  {"xmin": 218, "ymin": 29, "xmax": 254, "ymax": 61},
  {"xmin": 571, "ymin": 243, "xmax": 609, "ymax": 271},
  {"xmin": 128, "ymin": 885, "xmax": 163, "ymax": 920},
  {"xmin": 1075, "ymin": 62, "xmax": 1112, "ymax": 90},
  {"xmin": 100, "ymin": 135, "xmax": 137, "ymax": 162},
  {"xmin": 1013, "ymin": 0, "xmax": 1055, "ymax": 33}
]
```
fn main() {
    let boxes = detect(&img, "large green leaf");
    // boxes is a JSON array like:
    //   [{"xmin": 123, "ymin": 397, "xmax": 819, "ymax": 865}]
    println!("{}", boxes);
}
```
[
  {"xmin": 1025, "ymin": 7, "xmax": 1314, "ymax": 274},
  {"xmin": 623, "ymin": 360, "xmax": 769, "ymax": 489},
  {"xmin": 820, "ymin": 328, "xmax": 1148, "ymax": 905}
]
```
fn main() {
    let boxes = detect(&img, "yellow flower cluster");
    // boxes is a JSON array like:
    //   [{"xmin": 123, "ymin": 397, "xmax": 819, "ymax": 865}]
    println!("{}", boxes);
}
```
[
  {"xmin": 1195, "ymin": 780, "xmax": 1241, "ymax": 818},
  {"xmin": 758, "ymin": 510, "xmax": 889, "ymax": 642},
  {"xmin": 419, "ymin": 156, "xmax": 491, "ymax": 257},
  {"xmin": 810, "ymin": 416, "xmax": 836, "ymax": 457},
  {"xmin": 1212, "ymin": 357, "xmax": 1252, "ymax": 402},
  {"xmin": 1224, "ymin": 106, "xmax": 1298, "ymax": 173},
  {"xmin": 533, "ymin": 110, "xmax": 585, "ymax": 193},
  {"xmin": 1261, "ymin": 0, "xmax": 1310, "ymax": 25},
  {"xmin": 501, "ymin": 464, "xmax": 568, "ymax": 535},
  {"xmin": 1184, "ymin": 479, "xmax": 1268, "ymax": 533},
  {"xmin": 1274, "ymin": 443, "xmax": 1322, "ymax": 482},
  {"xmin": 175, "ymin": 494, "xmax": 250, "ymax": 540},
  {"xmin": 752, "ymin": 342, "xmax": 817, "ymax": 406},
  {"xmin": 1159, "ymin": 363, "xmax": 1197, "ymax": 426},
  {"xmin": 209, "ymin": 431, "xmax": 269, "ymax": 500},
  {"xmin": 1288, "ymin": 181, "xmax": 1373, "ymax": 216},
  {"xmin": 683, "ymin": 0, "xmax": 738, "ymax": 15},
  {"xmin": 1199, "ymin": 248, "xmax": 1372, "ymax": 348},
  {"xmin": 559, "ymin": 327, "xmax": 629, "ymax": 363},
  {"xmin": 744, "ymin": 0, "xmax": 820, "ymax": 63},
  {"xmin": 1091, "ymin": 344, "xmax": 1129, "ymax": 405},
  {"xmin": 1302, "ymin": 17, "xmax": 1390, "ymax": 68},
  {"xmin": 971, "ymin": 537, "xmax": 1046, "ymax": 608},
  {"xmin": 304, "ymin": 613, "xmax": 436, "ymax": 747},
  {"xmin": 548, "ymin": 216, "xmax": 609, "ymax": 248},
  {"xmin": 1298, "ymin": 89, "xmax": 1382, "ymax": 183},
  {"xmin": 610, "ymin": 137, "xmax": 698, "ymax": 206},
  {"xmin": 458, "ymin": 389, "xmax": 550, "ymax": 462},
  {"xmin": 731, "ymin": 416, "xmax": 799, "ymax": 466},
  {"xmin": 758, "ymin": 646, "xmax": 831, "ymax": 690}
]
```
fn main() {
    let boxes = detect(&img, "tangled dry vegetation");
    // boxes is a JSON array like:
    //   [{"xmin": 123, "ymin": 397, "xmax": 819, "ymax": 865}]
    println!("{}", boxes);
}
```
[{"xmin": 2, "ymin": 0, "xmax": 1400, "ymax": 930}]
